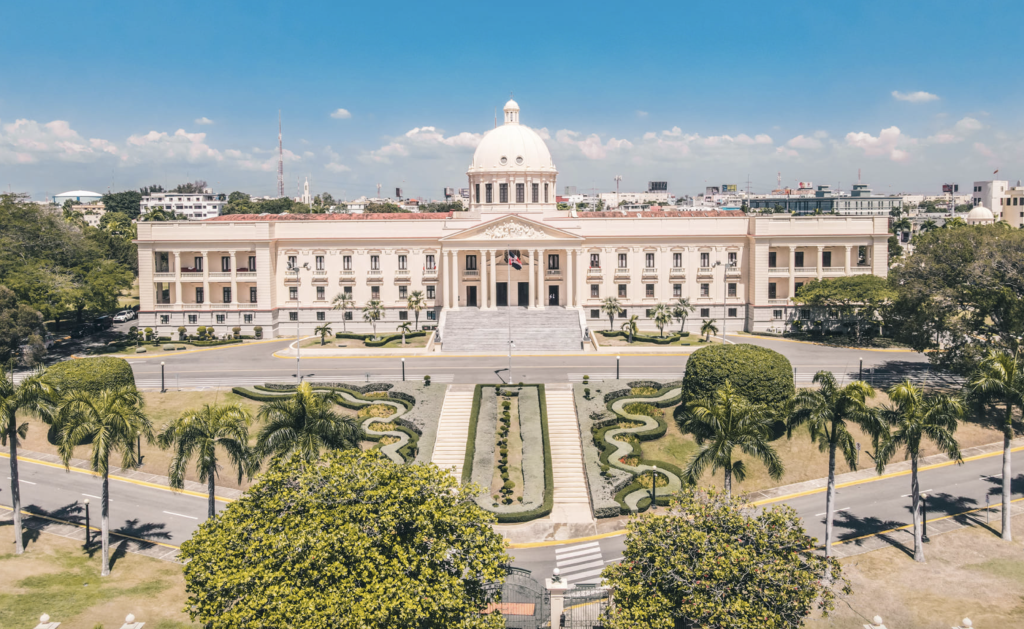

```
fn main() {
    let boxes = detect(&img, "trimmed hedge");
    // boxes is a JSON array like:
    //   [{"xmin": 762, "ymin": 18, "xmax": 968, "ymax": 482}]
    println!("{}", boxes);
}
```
[
  {"xmin": 334, "ymin": 330, "xmax": 428, "ymax": 347},
  {"xmin": 44, "ymin": 357, "xmax": 136, "ymax": 393},
  {"xmin": 680, "ymin": 344, "xmax": 794, "ymax": 415},
  {"xmin": 612, "ymin": 460, "xmax": 685, "ymax": 514},
  {"xmin": 263, "ymin": 382, "xmax": 394, "ymax": 394},
  {"xmin": 363, "ymin": 423, "xmax": 421, "ymax": 463},
  {"xmin": 597, "ymin": 330, "xmax": 689, "ymax": 344}
]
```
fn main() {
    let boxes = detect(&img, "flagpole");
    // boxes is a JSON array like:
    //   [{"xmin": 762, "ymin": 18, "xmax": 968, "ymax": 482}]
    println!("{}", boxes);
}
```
[{"xmin": 507, "ymin": 243, "xmax": 512, "ymax": 383}]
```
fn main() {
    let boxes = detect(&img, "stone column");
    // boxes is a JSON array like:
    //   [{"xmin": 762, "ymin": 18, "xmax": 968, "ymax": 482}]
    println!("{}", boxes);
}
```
[
  {"xmin": 449, "ymin": 249, "xmax": 460, "ymax": 310},
  {"xmin": 442, "ymin": 249, "xmax": 451, "ymax": 310},
  {"xmin": 536, "ymin": 248, "xmax": 546, "ymax": 309},
  {"xmin": 481, "ymin": 250, "xmax": 489, "ymax": 308},
  {"xmin": 566, "ymin": 248, "xmax": 574, "ymax": 307},
  {"xmin": 230, "ymin": 250, "xmax": 239, "ymax": 304},
  {"xmin": 546, "ymin": 578, "xmax": 568, "ymax": 629},
  {"xmin": 816, "ymin": 246, "xmax": 824, "ymax": 280},
  {"xmin": 201, "ymin": 250, "xmax": 210, "ymax": 307},
  {"xmin": 788, "ymin": 246, "xmax": 796, "ymax": 301},
  {"xmin": 491, "ymin": 249, "xmax": 499, "ymax": 308},
  {"xmin": 845, "ymin": 245, "xmax": 853, "ymax": 275},
  {"xmin": 173, "ymin": 251, "xmax": 182, "ymax": 305}
]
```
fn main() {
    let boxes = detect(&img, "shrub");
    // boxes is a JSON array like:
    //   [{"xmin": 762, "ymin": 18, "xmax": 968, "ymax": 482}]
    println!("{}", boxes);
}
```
[
  {"xmin": 178, "ymin": 326, "xmax": 187, "ymax": 341},
  {"xmin": 144, "ymin": 327, "xmax": 153, "ymax": 341},
  {"xmin": 584, "ymin": 387, "xmax": 591, "ymax": 399},
  {"xmin": 232, "ymin": 326, "xmax": 241, "ymax": 338},
  {"xmin": 623, "ymin": 402, "xmax": 663, "ymax": 421},
  {"xmin": 502, "ymin": 480, "xmax": 515, "ymax": 491},
  {"xmin": 424, "ymin": 375, "xmax": 431, "ymax": 385},
  {"xmin": 502, "ymin": 401, "xmax": 511, "ymax": 410},
  {"xmin": 681, "ymin": 344, "xmax": 794, "ymax": 415},
  {"xmin": 44, "ymin": 357, "xmax": 136, "ymax": 392},
  {"xmin": 499, "ymin": 447, "xmax": 508, "ymax": 456},
  {"xmin": 357, "ymin": 403, "xmax": 396, "ymax": 419},
  {"xmin": 254, "ymin": 326, "xmax": 263, "ymax": 339}
]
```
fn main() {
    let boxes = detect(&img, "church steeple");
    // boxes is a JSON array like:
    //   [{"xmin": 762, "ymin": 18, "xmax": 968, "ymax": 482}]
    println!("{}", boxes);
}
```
[{"xmin": 503, "ymin": 98, "xmax": 520, "ymax": 125}]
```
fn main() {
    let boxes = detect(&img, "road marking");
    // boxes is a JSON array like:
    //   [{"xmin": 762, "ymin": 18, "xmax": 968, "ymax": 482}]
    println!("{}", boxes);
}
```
[
  {"xmin": 982, "ymin": 474, "xmax": 1002, "ymax": 480},
  {"xmin": 815, "ymin": 507, "xmax": 850, "ymax": 516},
  {"xmin": 82, "ymin": 494, "xmax": 106, "ymax": 500},
  {"xmin": 554, "ymin": 541, "xmax": 600, "ymax": 553},
  {"xmin": 163, "ymin": 511, "xmax": 198, "ymax": 520},
  {"xmin": 555, "ymin": 542, "xmax": 605, "ymax": 584},
  {"xmin": 7, "ymin": 477, "xmax": 36, "ymax": 484},
  {"xmin": 901, "ymin": 490, "xmax": 932, "ymax": 497},
  {"xmin": 604, "ymin": 556, "xmax": 623, "ymax": 564}
]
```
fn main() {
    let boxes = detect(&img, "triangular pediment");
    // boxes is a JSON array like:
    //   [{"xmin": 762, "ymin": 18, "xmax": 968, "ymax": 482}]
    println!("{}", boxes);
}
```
[{"xmin": 440, "ymin": 214, "xmax": 582, "ymax": 242}]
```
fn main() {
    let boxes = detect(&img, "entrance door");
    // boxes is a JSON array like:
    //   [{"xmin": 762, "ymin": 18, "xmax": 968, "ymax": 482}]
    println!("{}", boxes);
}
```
[
  {"xmin": 466, "ymin": 286, "xmax": 477, "ymax": 307},
  {"xmin": 548, "ymin": 285, "xmax": 559, "ymax": 306},
  {"xmin": 496, "ymin": 282, "xmax": 508, "ymax": 307},
  {"xmin": 517, "ymin": 282, "xmax": 530, "ymax": 307}
]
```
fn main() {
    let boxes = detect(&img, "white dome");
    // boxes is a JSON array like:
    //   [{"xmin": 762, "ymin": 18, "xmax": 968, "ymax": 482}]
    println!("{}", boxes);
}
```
[
  {"xmin": 967, "ymin": 205, "xmax": 994, "ymax": 221},
  {"xmin": 471, "ymin": 124, "xmax": 554, "ymax": 171},
  {"xmin": 56, "ymin": 190, "xmax": 102, "ymax": 197}
]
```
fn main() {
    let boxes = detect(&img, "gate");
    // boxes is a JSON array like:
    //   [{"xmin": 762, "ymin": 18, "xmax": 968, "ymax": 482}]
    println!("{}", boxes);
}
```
[
  {"xmin": 483, "ymin": 566, "xmax": 550, "ymax": 628},
  {"xmin": 560, "ymin": 584, "xmax": 610, "ymax": 629}
]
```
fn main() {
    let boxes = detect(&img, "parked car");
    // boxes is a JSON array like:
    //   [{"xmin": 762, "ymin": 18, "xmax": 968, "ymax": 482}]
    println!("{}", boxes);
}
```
[
  {"xmin": 113, "ymin": 310, "xmax": 135, "ymax": 322},
  {"xmin": 93, "ymin": 315, "xmax": 113, "ymax": 330}
]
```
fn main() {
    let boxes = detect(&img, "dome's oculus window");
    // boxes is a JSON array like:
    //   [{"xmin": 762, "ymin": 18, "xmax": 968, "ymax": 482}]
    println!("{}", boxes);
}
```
[
  {"xmin": 515, "ymin": 156, "xmax": 524, "ymax": 165},
  {"xmin": 500, "ymin": 156, "xmax": 508, "ymax": 166}
]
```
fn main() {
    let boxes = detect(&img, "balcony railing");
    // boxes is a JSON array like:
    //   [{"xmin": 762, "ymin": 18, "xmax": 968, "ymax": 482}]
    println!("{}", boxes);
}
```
[
  {"xmin": 209, "ymin": 271, "xmax": 231, "ymax": 278},
  {"xmin": 546, "ymin": 269, "xmax": 562, "ymax": 277},
  {"xmin": 181, "ymin": 272, "xmax": 204, "ymax": 279},
  {"xmin": 367, "ymin": 269, "xmax": 383, "ymax": 277},
  {"xmin": 463, "ymin": 269, "xmax": 479, "ymax": 278},
  {"xmin": 822, "ymin": 266, "xmax": 845, "ymax": 275},
  {"xmin": 396, "ymin": 269, "xmax": 410, "ymax": 277},
  {"xmin": 313, "ymin": 270, "xmax": 328, "ymax": 277},
  {"xmin": 768, "ymin": 267, "xmax": 789, "ymax": 276},
  {"xmin": 423, "ymin": 268, "xmax": 438, "ymax": 277},
  {"xmin": 669, "ymin": 267, "xmax": 686, "ymax": 278},
  {"xmin": 697, "ymin": 266, "xmax": 713, "ymax": 276},
  {"xmin": 340, "ymin": 269, "xmax": 355, "ymax": 276},
  {"xmin": 614, "ymin": 267, "xmax": 630, "ymax": 277},
  {"xmin": 793, "ymin": 266, "xmax": 816, "ymax": 275},
  {"xmin": 154, "ymin": 272, "xmax": 175, "ymax": 280},
  {"xmin": 284, "ymin": 269, "xmax": 299, "ymax": 278},
  {"xmin": 851, "ymin": 266, "xmax": 872, "ymax": 274},
  {"xmin": 726, "ymin": 266, "xmax": 741, "ymax": 277},
  {"xmin": 768, "ymin": 298, "xmax": 789, "ymax": 305},
  {"xmin": 587, "ymin": 267, "xmax": 602, "ymax": 277},
  {"xmin": 642, "ymin": 267, "xmax": 657, "ymax": 277},
  {"xmin": 236, "ymin": 271, "xmax": 257, "ymax": 279}
]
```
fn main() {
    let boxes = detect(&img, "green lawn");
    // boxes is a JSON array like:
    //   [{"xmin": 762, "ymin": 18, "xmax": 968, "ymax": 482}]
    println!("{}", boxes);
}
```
[
  {"xmin": 301, "ymin": 335, "xmax": 429, "ymax": 349},
  {"xmin": 597, "ymin": 332, "xmax": 715, "ymax": 347}
]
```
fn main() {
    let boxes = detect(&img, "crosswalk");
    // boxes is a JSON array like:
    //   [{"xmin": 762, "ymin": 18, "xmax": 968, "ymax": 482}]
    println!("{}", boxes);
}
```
[
  {"xmin": 132, "ymin": 374, "xmax": 456, "ymax": 390},
  {"xmin": 554, "ymin": 541, "xmax": 608, "ymax": 585}
]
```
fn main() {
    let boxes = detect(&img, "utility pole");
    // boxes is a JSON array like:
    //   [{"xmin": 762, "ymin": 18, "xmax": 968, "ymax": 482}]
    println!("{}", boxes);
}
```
[{"xmin": 277, "ymin": 111, "xmax": 284, "ymax": 198}]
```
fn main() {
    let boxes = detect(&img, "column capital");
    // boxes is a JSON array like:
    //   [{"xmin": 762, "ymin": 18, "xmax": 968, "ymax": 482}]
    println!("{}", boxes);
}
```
[
  {"xmin": 788, "ymin": 245, "xmax": 797, "ymax": 251},
  {"xmin": 844, "ymin": 244, "xmax": 853, "ymax": 250}
]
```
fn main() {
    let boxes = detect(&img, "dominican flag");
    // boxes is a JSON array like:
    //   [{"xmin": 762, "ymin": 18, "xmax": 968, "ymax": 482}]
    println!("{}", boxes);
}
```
[{"xmin": 508, "ymin": 250, "xmax": 522, "ymax": 270}]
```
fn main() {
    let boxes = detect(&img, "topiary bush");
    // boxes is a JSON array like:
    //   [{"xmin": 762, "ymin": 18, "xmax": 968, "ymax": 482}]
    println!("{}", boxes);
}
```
[
  {"xmin": 44, "ymin": 357, "xmax": 136, "ymax": 393},
  {"xmin": 681, "ymin": 344, "xmax": 794, "ymax": 415}
]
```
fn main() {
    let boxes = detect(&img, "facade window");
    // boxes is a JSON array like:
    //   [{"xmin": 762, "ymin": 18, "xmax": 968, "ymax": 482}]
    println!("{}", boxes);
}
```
[
  {"xmin": 618, "ymin": 284, "xmax": 627, "ymax": 298},
  {"xmin": 289, "ymin": 312, "xmax": 298, "ymax": 321},
  {"xmin": 486, "ymin": 184, "xmax": 493, "ymax": 203},
  {"xmin": 316, "ymin": 286, "xmax": 325, "ymax": 301},
  {"xmin": 548, "ymin": 254, "xmax": 559, "ymax": 270},
  {"xmin": 544, "ymin": 183, "xmax": 549, "ymax": 203},
  {"xmin": 160, "ymin": 315, "xmax": 170, "ymax": 324},
  {"xmin": 700, "ymin": 308, "xmax": 710, "ymax": 318},
  {"xmin": 800, "ymin": 308, "xmax": 811, "ymax": 320},
  {"xmin": 590, "ymin": 309, "xmax": 600, "ymax": 319},
  {"xmin": 370, "ymin": 255, "xmax": 380, "ymax": 270},
  {"xmin": 727, "ymin": 251, "xmax": 737, "ymax": 267},
  {"xmin": 673, "ymin": 252, "xmax": 682, "ymax": 267},
  {"xmin": 822, "ymin": 251, "xmax": 832, "ymax": 267},
  {"xmin": 250, "ymin": 287, "xmax": 257, "ymax": 303},
  {"xmin": 289, "ymin": 287, "xmax": 298, "ymax": 300},
  {"xmin": 768, "ymin": 251, "xmax": 777, "ymax": 268},
  {"xmin": 516, "ymin": 183, "xmax": 525, "ymax": 203},
  {"xmin": 344, "ymin": 311, "xmax": 353, "ymax": 320},
  {"xmin": 858, "ymin": 246, "xmax": 868, "ymax": 265},
  {"xmin": 768, "ymin": 283, "xmax": 777, "ymax": 299},
  {"xmin": 315, "ymin": 255, "xmax": 324, "ymax": 271},
  {"xmin": 371, "ymin": 286, "xmax": 380, "ymax": 299},
  {"xmin": 591, "ymin": 284, "xmax": 599, "ymax": 298},
  {"xmin": 475, "ymin": 184, "xmax": 480, "ymax": 204},
  {"xmin": 427, "ymin": 310, "xmax": 437, "ymax": 321},
  {"xmin": 645, "ymin": 284, "xmax": 655, "ymax": 298},
  {"xmin": 194, "ymin": 256, "xmax": 204, "ymax": 271},
  {"xmin": 196, "ymin": 287, "xmax": 205, "ymax": 303},
  {"xmin": 244, "ymin": 313, "xmax": 253, "ymax": 323},
  {"xmin": 727, "ymin": 283, "xmax": 736, "ymax": 298},
  {"xmin": 700, "ymin": 283, "xmax": 710, "ymax": 298},
  {"xmin": 399, "ymin": 310, "xmax": 408, "ymax": 320},
  {"xmin": 646, "ymin": 309, "xmax": 654, "ymax": 318},
  {"xmin": 795, "ymin": 251, "xmax": 805, "ymax": 267},
  {"xmin": 645, "ymin": 253, "xmax": 654, "ymax": 268},
  {"xmin": 156, "ymin": 252, "xmax": 169, "ymax": 273},
  {"xmin": 398, "ymin": 254, "xmax": 407, "ymax": 270},
  {"xmin": 317, "ymin": 311, "xmax": 325, "ymax": 321},
  {"xmin": 499, "ymin": 183, "xmax": 509, "ymax": 203},
  {"xmin": 618, "ymin": 253, "xmax": 627, "ymax": 268},
  {"xmin": 287, "ymin": 255, "xmax": 296, "ymax": 269},
  {"xmin": 700, "ymin": 252, "xmax": 710, "ymax": 267},
  {"xmin": 466, "ymin": 254, "xmax": 477, "ymax": 271},
  {"xmin": 156, "ymin": 283, "xmax": 171, "ymax": 304},
  {"xmin": 772, "ymin": 309, "xmax": 783, "ymax": 320},
  {"xmin": 188, "ymin": 314, "xmax": 198, "ymax": 324},
  {"xmin": 222, "ymin": 287, "xmax": 231, "ymax": 303},
  {"xmin": 399, "ymin": 285, "xmax": 408, "ymax": 299},
  {"xmin": 425, "ymin": 254, "xmax": 436, "ymax": 270},
  {"xmin": 216, "ymin": 314, "xmax": 226, "ymax": 324},
  {"xmin": 221, "ymin": 256, "xmax": 231, "ymax": 272},
  {"xmin": 343, "ymin": 255, "xmax": 352, "ymax": 270},
  {"xmin": 727, "ymin": 308, "xmax": 737, "ymax": 318},
  {"xmin": 673, "ymin": 284, "xmax": 682, "ymax": 297},
  {"xmin": 531, "ymin": 183, "xmax": 539, "ymax": 203},
  {"xmin": 590, "ymin": 253, "xmax": 600, "ymax": 268},
  {"xmin": 248, "ymin": 255, "xmax": 256, "ymax": 271},
  {"xmin": 426, "ymin": 285, "xmax": 435, "ymax": 299},
  {"xmin": 795, "ymin": 282, "xmax": 804, "ymax": 295}
]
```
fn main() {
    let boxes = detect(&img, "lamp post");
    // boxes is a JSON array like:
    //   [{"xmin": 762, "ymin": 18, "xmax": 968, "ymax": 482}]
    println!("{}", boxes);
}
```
[
  {"xmin": 651, "ymin": 465, "xmax": 658, "ymax": 510},
  {"xmin": 616, "ymin": 355, "xmax": 620, "ymax": 380},
  {"xmin": 289, "ymin": 261, "xmax": 310, "ymax": 382},
  {"xmin": 401, "ymin": 357, "xmax": 405, "ymax": 381},
  {"xmin": 859, "ymin": 357, "xmax": 864, "ymax": 381},
  {"xmin": 83, "ymin": 499, "xmax": 90, "ymax": 547},
  {"xmin": 160, "ymin": 361, "xmax": 165, "ymax": 393},
  {"xmin": 921, "ymin": 493, "xmax": 929, "ymax": 542}
]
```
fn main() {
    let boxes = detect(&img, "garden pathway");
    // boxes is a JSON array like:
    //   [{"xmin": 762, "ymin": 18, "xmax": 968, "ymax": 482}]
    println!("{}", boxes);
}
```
[
  {"xmin": 608, "ymin": 389, "xmax": 684, "ymax": 510},
  {"xmin": 430, "ymin": 385, "xmax": 476, "ymax": 479},
  {"xmin": 546, "ymin": 384, "xmax": 593, "ymax": 522}
]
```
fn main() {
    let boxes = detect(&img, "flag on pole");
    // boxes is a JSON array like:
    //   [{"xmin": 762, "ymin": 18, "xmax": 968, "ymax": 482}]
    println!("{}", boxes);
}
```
[{"xmin": 508, "ymin": 250, "xmax": 522, "ymax": 270}]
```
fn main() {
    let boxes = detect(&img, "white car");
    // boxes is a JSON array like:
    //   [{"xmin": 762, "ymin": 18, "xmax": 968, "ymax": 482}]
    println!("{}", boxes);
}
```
[{"xmin": 113, "ymin": 310, "xmax": 135, "ymax": 322}]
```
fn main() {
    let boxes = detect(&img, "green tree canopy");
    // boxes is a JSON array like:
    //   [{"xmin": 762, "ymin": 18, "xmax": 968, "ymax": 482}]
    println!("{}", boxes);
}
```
[
  {"xmin": 601, "ymin": 487, "xmax": 848, "ymax": 629},
  {"xmin": 0, "ymin": 285, "xmax": 44, "ymax": 363},
  {"xmin": 793, "ymin": 275, "xmax": 896, "ymax": 343},
  {"xmin": 99, "ymin": 190, "xmax": 142, "ymax": 219},
  {"xmin": 179, "ymin": 449, "xmax": 510, "ymax": 628},
  {"xmin": 364, "ymin": 201, "xmax": 409, "ymax": 213},
  {"xmin": 681, "ymin": 344, "xmax": 794, "ymax": 417}
]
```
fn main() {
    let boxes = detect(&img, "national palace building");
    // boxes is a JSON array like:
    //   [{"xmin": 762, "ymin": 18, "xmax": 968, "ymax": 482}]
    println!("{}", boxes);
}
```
[{"xmin": 135, "ymin": 100, "xmax": 890, "ymax": 348}]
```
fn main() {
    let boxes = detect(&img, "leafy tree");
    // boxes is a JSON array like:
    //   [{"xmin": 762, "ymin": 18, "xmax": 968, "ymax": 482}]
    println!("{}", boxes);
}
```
[
  {"xmin": 332, "ymin": 291, "xmax": 355, "ymax": 331},
  {"xmin": 677, "ymin": 382, "xmax": 784, "ymax": 496},
  {"xmin": 406, "ymin": 290, "xmax": 425, "ymax": 330},
  {"xmin": 620, "ymin": 314, "xmax": 639, "ymax": 343},
  {"xmin": 172, "ymin": 180, "xmax": 208, "ymax": 194},
  {"xmin": 601, "ymin": 487, "xmax": 847, "ymax": 629},
  {"xmin": 652, "ymin": 303, "xmax": 672, "ymax": 337},
  {"xmin": 254, "ymin": 382, "xmax": 360, "ymax": 461},
  {"xmin": 364, "ymin": 202, "xmax": 408, "ymax": 213},
  {"xmin": 418, "ymin": 201, "xmax": 464, "ymax": 213},
  {"xmin": 0, "ymin": 285, "xmax": 44, "ymax": 363},
  {"xmin": 139, "ymin": 207, "xmax": 187, "ymax": 221},
  {"xmin": 223, "ymin": 191, "xmax": 256, "ymax": 215},
  {"xmin": 362, "ymin": 299, "xmax": 384, "ymax": 337},
  {"xmin": 600, "ymin": 296, "xmax": 622, "ymax": 331},
  {"xmin": 99, "ymin": 190, "xmax": 143, "ymax": 219},
  {"xmin": 874, "ymin": 381, "xmax": 963, "ymax": 562},
  {"xmin": 55, "ymin": 387, "xmax": 153, "ymax": 576},
  {"xmin": 139, "ymin": 184, "xmax": 164, "ymax": 195},
  {"xmin": 0, "ymin": 365, "xmax": 48, "ymax": 554},
  {"xmin": 681, "ymin": 345, "xmax": 794, "ymax": 417},
  {"xmin": 396, "ymin": 321, "xmax": 412, "ymax": 345},
  {"xmin": 919, "ymin": 219, "xmax": 938, "ymax": 233},
  {"xmin": 314, "ymin": 323, "xmax": 333, "ymax": 346},
  {"xmin": 157, "ymin": 403, "xmax": 257, "ymax": 518},
  {"xmin": 966, "ymin": 349, "xmax": 1024, "ymax": 541},
  {"xmin": 671, "ymin": 297, "xmax": 695, "ymax": 333},
  {"xmin": 789, "ymin": 372, "xmax": 879, "ymax": 555},
  {"xmin": 943, "ymin": 216, "xmax": 967, "ymax": 229},
  {"xmin": 887, "ymin": 234, "xmax": 904, "ymax": 261},
  {"xmin": 178, "ymin": 449, "xmax": 509, "ymax": 628},
  {"xmin": 700, "ymin": 318, "xmax": 718, "ymax": 341},
  {"xmin": 792, "ymin": 275, "xmax": 895, "ymax": 344},
  {"xmin": 71, "ymin": 260, "xmax": 134, "ymax": 324}
]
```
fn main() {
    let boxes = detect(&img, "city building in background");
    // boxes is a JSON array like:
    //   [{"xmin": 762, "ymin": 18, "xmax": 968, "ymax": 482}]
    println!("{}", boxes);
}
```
[
  {"xmin": 52, "ymin": 189, "xmax": 102, "ymax": 205},
  {"xmin": 749, "ymin": 183, "xmax": 901, "ymax": 216},
  {"xmin": 972, "ymin": 180, "xmax": 1009, "ymax": 219},
  {"xmin": 141, "ymin": 189, "xmax": 227, "ymax": 220}
]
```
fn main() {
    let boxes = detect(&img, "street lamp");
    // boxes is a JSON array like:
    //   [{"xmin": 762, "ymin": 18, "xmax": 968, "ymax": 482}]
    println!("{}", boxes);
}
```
[
  {"xmin": 651, "ymin": 464, "xmax": 658, "ymax": 510},
  {"xmin": 160, "ymin": 361, "xmax": 165, "ymax": 393},
  {"xmin": 859, "ymin": 357, "xmax": 864, "ymax": 381},
  {"xmin": 921, "ymin": 493, "xmax": 929, "ymax": 542},
  {"xmin": 83, "ymin": 499, "xmax": 90, "ymax": 547},
  {"xmin": 401, "ymin": 357, "xmax": 405, "ymax": 381},
  {"xmin": 616, "ymin": 355, "xmax": 620, "ymax": 380},
  {"xmin": 289, "ymin": 261, "xmax": 311, "ymax": 383}
]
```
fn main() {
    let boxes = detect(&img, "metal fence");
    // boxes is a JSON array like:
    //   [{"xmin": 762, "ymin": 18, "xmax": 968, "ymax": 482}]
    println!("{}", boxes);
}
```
[
  {"xmin": 560, "ymin": 585, "xmax": 611, "ymax": 629},
  {"xmin": 482, "ymin": 567, "xmax": 550, "ymax": 629}
]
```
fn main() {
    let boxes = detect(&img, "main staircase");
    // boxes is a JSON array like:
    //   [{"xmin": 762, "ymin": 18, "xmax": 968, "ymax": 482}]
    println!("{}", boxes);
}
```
[
  {"xmin": 545, "ymin": 384, "xmax": 593, "ymax": 522},
  {"xmin": 430, "ymin": 385, "xmax": 475, "ymax": 479},
  {"xmin": 441, "ymin": 308, "xmax": 583, "ymax": 352}
]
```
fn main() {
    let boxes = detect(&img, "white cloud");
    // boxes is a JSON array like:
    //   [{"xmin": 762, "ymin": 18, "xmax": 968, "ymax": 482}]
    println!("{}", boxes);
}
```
[
  {"xmin": 892, "ymin": 90, "xmax": 940, "ymax": 103},
  {"xmin": 323, "ymin": 146, "xmax": 351, "ymax": 173},
  {"xmin": 787, "ymin": 134, "xmax": 824, "ymax": 150},
  {"xmin": 330, "ymin": 108, "xmax": 352, "ymax": 120},
  {"xmin": 364, "ymin": 126, "xmax": 482, "ymax": 164},
  {"xmin": 556, "ymin": 130, "xmax": 633, "ymax": 160},
  {"xmin": 0, "ymin": 118, "xmax": 123, "ymax": 164},
  {"xmin": 125, "ymin": 129, "xmax": 222, "ymax": 164},
  {"xmin": 954, "ymin": 116, "xmax": 983, "ymax": 132},
  {"xmin": 925, "ymin": 117, "xmax": 985, "ymax": 145},
  {"xmin": 325, "ymin": 162, "xmax": 351, "ymax": 173},
  {"xmin": 636, "ymin": 110, "xmax": 648, "ymax": 118},
  {"xmin": 194, "ymin": 117, "xmax": 214, "ymax": 125},
  {"xmin": 844, "ymin": 126, "xmax": 911, "ymax": 162},
  {"xmin": 973, "ymin": 142, "xmax": 996, "ymax": 159}
]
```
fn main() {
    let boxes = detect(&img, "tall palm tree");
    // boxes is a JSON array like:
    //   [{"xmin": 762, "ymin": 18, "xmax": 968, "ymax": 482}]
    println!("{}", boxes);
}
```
[
  {"xmin": 362, "ymin": 299, "xmax": 384, "ymax": 338},
  {"xmin": 600, "ymin": 297, "xmax": 622, "ymax": 331},
  {"xmin": 0, "ymin": 365, "xmax": 47, "ymax": 555},
  {"xmin": 678, "ymin": 381, "xmax": 784, "ymax": 496},
  {"xmin": 652, "ymin": 304, "xmax": 672, "ymax": 338},
  {"xmin": 874, "ymin": 380, "xmax": 964, "ymax": 562},
  {"xmin": 620, "ymin": 315, "xmax": 639, "ymax": 343},
  {"xmin": 671, "ymin": 297, "xmax": 695, "ymax": 333},
  {"xmin": 919, "ymin": 219, "xmax": 938, "ymax": 233},
  {"xmin": 700, "ymin": 319, "xmax": 719, "ymax": 342},
  {"xmin": 790, "ymin": 371, "xmax": 880, "ymax": 555},
  {"xmin": 157, "ymin": 403, "xmax": 257, "ymax": 518},
  {"xmin": 967, "ymin": 349, "xmax": 1024, "ymax": 541},
  {"xmin": 407, "ymin": 291, "xmax": 425, "ymax": 330},
  {"xmin": 255, "ymin": 382, "xmax": 360, "ymax": 462},
  {"xmin": 396, "ymin": 322, "xmax": 412, "ymax": 346},
  {"xmin": 55, "ymin": 387, "xmax": 153, "ymax": 576},
  {"xmin": 331, "ymin": 292, "xmax": 354, "ymax": 332},
  {"xmin": 314, "ymin": 323, "xmax": 333, "ymax": 346}
]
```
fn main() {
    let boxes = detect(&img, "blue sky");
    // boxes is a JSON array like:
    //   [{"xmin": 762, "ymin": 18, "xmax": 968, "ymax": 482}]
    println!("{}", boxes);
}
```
[{"xmin": 3, "ymin": 0, "xmax": 1023, "ymax": 200}]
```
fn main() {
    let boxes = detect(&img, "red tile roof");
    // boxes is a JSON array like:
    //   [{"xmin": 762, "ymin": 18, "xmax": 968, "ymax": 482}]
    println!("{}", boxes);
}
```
[
  {"xmin": 578, "ymin": 209, "xmax": 740, "ymax": 218},
  {"xmin": 205, "ymin": 212, "xmax": 453, "ymax": 221}
]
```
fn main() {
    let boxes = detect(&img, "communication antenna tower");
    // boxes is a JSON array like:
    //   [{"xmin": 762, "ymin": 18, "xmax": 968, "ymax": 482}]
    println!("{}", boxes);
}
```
[
  {"xmin": 777, "ymin": 172, "xmax": 781, "ymax": 189},
  {"xmin": 858, "ymin": 168, "xmax": 862, "ymax": 184},
  {"xmin": 277, "ymin": 110, "xmax": 284, "ymax": 198},
  {"xmin": 376, "ymin": 183, "xmax": 382, "ymax": 198}
]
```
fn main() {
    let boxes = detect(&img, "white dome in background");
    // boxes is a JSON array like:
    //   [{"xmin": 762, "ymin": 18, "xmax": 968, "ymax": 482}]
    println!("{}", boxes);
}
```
[
  {"xmin": 469, "ymin": 100, "xmax": 555, "ymax": 172},
  {"xmin": 966, "ymin": 205, "xmax": 994, "ymax": 223}
]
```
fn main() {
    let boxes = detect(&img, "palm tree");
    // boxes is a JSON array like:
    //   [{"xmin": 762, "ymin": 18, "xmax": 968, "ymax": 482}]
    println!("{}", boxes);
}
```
[
  {"xmin": 157, "ymin": 404, "xmax": 257, "ymax": 518},
  {"xmin": 944, "ymin": 216, "xmax": 967, "ymax": 229},
  {"xmin": 331, "ymin": 292, "xmax": 354, "ymax": 332},
  {"xmin": 790, "ymin": 371, "xmax": 880, "ymax": 556},
  {"xmin": 254, "ymin": 382, "xmax": 360, "ymax": 462},
  {"xmin": 671, "ymin": 297, "xmax": 695, "ymax": 333},
  {"xmin": 0, "ymin": 365, "xmax": 47, "ymax": 555},
  {"xmin": 362, "ymin": 299, "xmax": 384, "ymax": 338},
  {"xmin": 396, "ymin": 322, "xmax": 412, "ymax": 346},
  {"xmin": 407, "ymin": 291, "xmax": 425, "ymax": 330},
  {"xmin": 677, "ymin": 381, "xmax": 784, "ymax": 496},
  {"xmin": 620, "ymin": 315, "xmax": 639, "ymax": 343},
  {"xmin": 967, "ymin": 349, "xmax": 1024, "ymax": 541},
  {"xmin": 600, "ymin": 297, "xmax": 622, "ymax": 331},
  {"xmin": 700, "ymin": 319, "xmax": 718, "ymax": 342},
  {"xmin": 920, "ymin": 219, "xmax": 938, "ymax": 233},
  {"xmin": 55, "ymin": 387, "xmax": 153, "ymax": 576},
  {"xmin": 652, "ymin": 304, "xmax": 672, "ymax": 337},
  {"xmin": 874, "ymin": 380, "xmax": 964, "ymax": 562},
  {"xmin": 314, "ymin": 323, "xmax": 333, "ymax": 346},
  {"xmin": 891, "ymin": 217, "xmax": 911, "ymax": 238}
]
